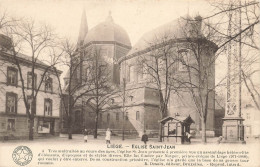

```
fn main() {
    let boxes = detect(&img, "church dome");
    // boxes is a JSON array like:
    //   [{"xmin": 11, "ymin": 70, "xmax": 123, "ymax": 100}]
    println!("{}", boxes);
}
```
[{"xmin": 84, "ymin": 13, "xmax": 131, "ymax": 47}]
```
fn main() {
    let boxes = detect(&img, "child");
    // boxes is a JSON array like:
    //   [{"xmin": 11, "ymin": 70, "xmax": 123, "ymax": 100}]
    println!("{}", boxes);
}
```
[{"xmin": 83, "ymin": 129, "xmax": 88, "ymax": 142}]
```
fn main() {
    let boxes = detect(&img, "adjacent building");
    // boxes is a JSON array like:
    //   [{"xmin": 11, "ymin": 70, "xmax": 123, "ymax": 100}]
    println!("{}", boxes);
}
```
[
  {"xmin": 242, "ymin": 104, "xmax": 260, "ymax": 139},
  {"xmin": 0, "ymin": 34, "xmax": 62, "ymax": 140}
]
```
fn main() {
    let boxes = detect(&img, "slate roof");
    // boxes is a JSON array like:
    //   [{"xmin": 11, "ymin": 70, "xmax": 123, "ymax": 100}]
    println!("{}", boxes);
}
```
[
  {"xmin": 84, "ymin": 14, "xmax": 131, "ymax": 47},
  {"xmin": 123, "ymin": 16, "xmax": 204, "ymax": 61}
]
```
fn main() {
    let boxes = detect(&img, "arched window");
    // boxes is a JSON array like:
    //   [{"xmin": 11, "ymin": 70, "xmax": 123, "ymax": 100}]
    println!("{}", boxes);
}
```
[
  {"xmin": 129, "ymin": 96, "xmax": 133, "ymax": 102},
  {"xmin": 107, "ymin": 113, "xmax": 110, "ymax": 123},
  {"xmin": 116, "ymin": 113, "xmax": 119, "ymax": 121},
  {"xmin": 99, "ymin": 113, "xmax": 102, "ymax": 121},
  {"xmin": 177, "ymin": 50, "xmax": 189, "ymax": 72},
  {"xmin": 136, "ymin": 111, "xmax": 140, "ymax": 121},
  {"xmin": 125, "ymin": 112, "xmax": 129, "ymax": 120},
  {"xmin": 129, "ymin": 66, "xmax": 135, "ymax": 83}
]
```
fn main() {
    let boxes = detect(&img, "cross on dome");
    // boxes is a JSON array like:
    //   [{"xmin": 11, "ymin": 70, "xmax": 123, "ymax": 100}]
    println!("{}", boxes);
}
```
[{"xmin": 106, "ymin": 10, "xmax": 114, "ymax": 22}]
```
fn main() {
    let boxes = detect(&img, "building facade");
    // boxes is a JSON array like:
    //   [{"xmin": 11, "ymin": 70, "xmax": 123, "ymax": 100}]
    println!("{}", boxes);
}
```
[
  {"xmin": 118, "ymin": 16, "xmax": 217, "ymax": 137},
  {"xmin": 242, "ymin": 104, "xmax": 260, "ymax": 139},
  {"xmin": 0, "ymin": 34, "xmax": 62, "ymax": 140}
]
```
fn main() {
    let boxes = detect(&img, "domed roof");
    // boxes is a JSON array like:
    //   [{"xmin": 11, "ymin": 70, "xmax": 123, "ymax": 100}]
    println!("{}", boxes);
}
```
[
  {"xmin": 124, "ymin": 16, "xmax": 202, "ymax": 59},
  {"xmin": 84, "ymin": 13, "xmax": 131, "ymax": 47}
]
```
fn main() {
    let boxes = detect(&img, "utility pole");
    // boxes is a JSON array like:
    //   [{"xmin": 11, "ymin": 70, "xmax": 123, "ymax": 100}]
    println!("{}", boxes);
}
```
[
  {"xmin": 238, "ymin": 0, "xmax": 243, "ymax": 141},
  {"xmin": 122, "ymin": 78, "xmax": 126, "ymax": 140},
  {"xmin": 222, "ymin": 0, "xmax": 245, "ymax": 143}
]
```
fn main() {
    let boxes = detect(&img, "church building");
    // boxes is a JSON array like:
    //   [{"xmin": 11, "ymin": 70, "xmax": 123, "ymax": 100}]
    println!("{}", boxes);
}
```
[{"xmin": 61, "ymin": 10, "xmax": 217, "ymax": 137}]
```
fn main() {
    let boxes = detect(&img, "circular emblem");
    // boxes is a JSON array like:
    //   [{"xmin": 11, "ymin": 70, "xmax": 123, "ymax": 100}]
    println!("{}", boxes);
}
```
[{"xmin": 12, "ymin": 146, "xmax": 33, "ymax": 166}]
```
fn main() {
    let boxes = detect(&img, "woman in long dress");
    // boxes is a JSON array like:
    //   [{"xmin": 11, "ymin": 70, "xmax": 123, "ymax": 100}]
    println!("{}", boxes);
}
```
[
  {"xmin": 83, "ymin": 129, "xmax": 88, "ymax": 142},
  {"xmin": 105, "ymin": 128, "xmax": 111, "ymax": 144}
]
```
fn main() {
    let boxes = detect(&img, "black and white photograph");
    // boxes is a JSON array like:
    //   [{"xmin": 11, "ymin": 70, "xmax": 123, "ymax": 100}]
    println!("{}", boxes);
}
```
[{"xmin": 0, "ymin": 0, "xmax": 259, "ymax": 166}]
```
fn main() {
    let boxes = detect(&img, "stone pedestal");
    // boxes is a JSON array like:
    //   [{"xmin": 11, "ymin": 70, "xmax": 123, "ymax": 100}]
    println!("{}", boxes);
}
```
[{"xmin": 222, "ymin": 117, "xmax": 246, "ymax": 144}]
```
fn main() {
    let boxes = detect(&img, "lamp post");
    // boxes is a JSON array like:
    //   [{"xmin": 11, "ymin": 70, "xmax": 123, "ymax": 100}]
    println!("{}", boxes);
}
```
[{"xmin": 122, "ymin": 55, "xmax": 127, "ymax": 141}]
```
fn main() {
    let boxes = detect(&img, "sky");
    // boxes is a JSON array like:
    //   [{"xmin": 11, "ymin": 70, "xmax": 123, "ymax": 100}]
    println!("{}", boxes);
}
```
[
  {"xmin": 1, "ymin": 0, "xmax": 259, "ymax": 105},
  {"xmin": 0, "ymin": 0, "xmax": 214, "ymax": 44},
  {"xmin": 0, "ymin": 0, "xmax": 217, "ymax": 83}
]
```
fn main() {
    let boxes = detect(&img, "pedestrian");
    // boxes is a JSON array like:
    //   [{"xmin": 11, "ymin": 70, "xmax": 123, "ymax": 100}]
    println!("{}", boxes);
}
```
[
  {"xmin": 217, "ymin": 136, "xmax": 223, "ymax": 144},
  {"xmin": 141, "ymin": 130, "xmax": 148, "ymax": 145},
  {"xmin": 83, "ymin": 129, "xmax": 88, "ymax": 142},
  {"xmin": 105, "ymin": 128, "xmax": 111, "ymax": 144},
  {"xmin": 186, "ymin": 132, "xmax": 191, "ymax": 143}
]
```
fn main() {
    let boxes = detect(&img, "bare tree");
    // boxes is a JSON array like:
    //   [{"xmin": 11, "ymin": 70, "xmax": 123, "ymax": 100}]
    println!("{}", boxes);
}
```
[
  {"xmin": 134, "ymin": 16, "xmax": 228, "ymax": 143},
  {"xmin": 4, "ymin": 19, "xmax": 61, "ymax": 140},
  {"xmin": 175, "ymin": 0, "xmax": 260, "ymax": 142},
  {"xmin": 175, "ymin": 17, "xmax": 218, "ymax": 143},
  {"xmin": 242, "ymin": 70, "xmax": 260, "ymax": 110},
  {"xmin": 207, "ymin": 0, "xmax": 260, "ymax": 112},
  {"xmin": 83, "ymin": 45, "xmax": 116, "ymax": 139},
  {"xmin": 54, "ymin": 39, "xmax": 97, "ymax": 139},
  {"xmin": 0, "ymin": 8, "xmax": 17, "ymax": 30},
  {"xmin": 135, "ymin": 33, "xmax": 184, "ymax": 142},
  {"xmin": 206, "ymin": 0, "xmax": 259, "ymax": 50}
]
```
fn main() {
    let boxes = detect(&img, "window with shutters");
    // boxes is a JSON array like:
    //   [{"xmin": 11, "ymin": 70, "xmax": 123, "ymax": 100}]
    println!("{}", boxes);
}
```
[
  {"xmin": 7, "ymin": 67, "xmax": 18, "ymax": 86},
  {"xmin": 44, "ymin": 98, "xmax": 52, "ymax": 116},
  {"xmin": 27, "ymin": 96, "xmax": 36, "ymax": 113},
  {"xmin": 7, "ymin": 119, "xmax": 15, "ymax": 131},
  {"xmin": 27, "ymin": 72, "xmax": 37, "ymax": 89},
  {"xmin": 28, "ymin": 96, "xmax": 32, "ymax": 113},
  {"xmin": 45, "ymin": 76, "xmax": 53, "ymax": 92},
  {"xmin": 6, "ymin": 92, "xmax": 17, "ymax": 114}
]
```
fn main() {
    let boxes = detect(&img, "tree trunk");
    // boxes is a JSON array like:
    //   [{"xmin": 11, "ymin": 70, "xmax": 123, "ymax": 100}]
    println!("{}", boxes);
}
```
[
  {"xmin": 68, "ymin": 117, "xmax": 72, "ymax": 139},
  {"xmin": 201, "ymin": 117, "xmax": 207, "ymax": 144},
  {"xmin": 29, "ymin": 116, "xmax": 34, "ymax": 140},
  {"xmin": 68, "ymin": 128, "xmax": 72, "ymax": 139},
  {"xmin": 158, "ymin": 122, "xmax": 162, "ymax": 142},
  {"xmin": 29, "ymin": 103, "xmax": 35, "ymax": 141},
  {"xmin": 94, "ymin": 115, "xmax": 98, "ymax": 139}
]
